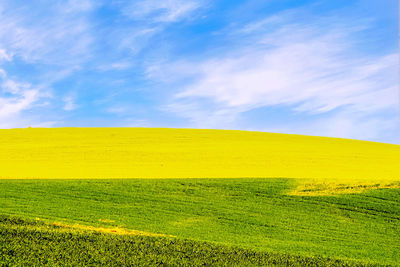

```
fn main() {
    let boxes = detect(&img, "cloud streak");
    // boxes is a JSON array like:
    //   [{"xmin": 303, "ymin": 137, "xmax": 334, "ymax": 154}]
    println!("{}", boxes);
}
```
[
  {"xmin": 0, "ymin": 0, "xmax": 99, "ymax": 127},
  {"xmin": 121, "ymin": 0, "xmax": 202, "ymax": 22},
  {"xmin": 63, "ymin": 95, "xmax": 78, "ymax": 111},
  {"xmin": 156, "ymin": 14, "xmax": 398, "ymax": 142},
  {"xmin": 0, "ymin": 1, "xmax": 397, "ymax": 143},
  {"xmin": 0, "ymin": 70, "xmax": 40, "ymax": 127},
  {"xmin": 175, "ymin": 27, "xmax": 396, "ymax": 114},
  {"xmin": 0, "ymin": 2, "xmax": 94, "ymax": 65}
]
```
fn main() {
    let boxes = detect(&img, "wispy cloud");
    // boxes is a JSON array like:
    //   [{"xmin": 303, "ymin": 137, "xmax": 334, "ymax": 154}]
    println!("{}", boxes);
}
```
[
  {"xmin": 0, "ymin": 1, "xmax": 397, "ymax": 143},
  {"xmin": 97, "ymin": 61, "xmax": 133, "ymax": 71},
  {"xmin": 116, "ymin": 27, "xmax": 160, "ymax": 55},
  {"xmin": 63, "ymin": 0, "xmax": 98, "ymax": 13},
  {"xmin": 173, "ymin": 28, "xmax": 396, "ymax": 114},
  {"xmin": 0, "ymin": 1, "xmax": 94, "ymax": 64},
  {"xmin": 121, "ymin": 0, "xmax": 202, "ymax": 22},
  {"xmin": 154, "ymin": 13, "xmax": 398, "ymax": 141},
  {"xmin": 0, "ymin": 1, "xmax": 96, "ymax": 126},
  {"xmin": 0, "ymin": 71, "xmax": 40, "ymax": 127},
  {"xmin": 0, "ymin": 89, "xmax": 38, "ymax": 118},
  {"xmin": 107, "ymin": 0, "xmax": 205, "ymax": 59},
  {"xmin": 0, "ymin": 49, "xmax": 12, "ymax": 61},
  {"xmin": 62, "ymin": 95, "xmax": 78, "ymax": 111}
]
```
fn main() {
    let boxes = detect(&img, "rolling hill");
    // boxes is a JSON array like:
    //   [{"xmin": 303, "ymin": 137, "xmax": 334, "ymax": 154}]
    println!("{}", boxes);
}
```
[{"xmin": 0, "ymin": 128, "xmax": 399, "ymax": 265}]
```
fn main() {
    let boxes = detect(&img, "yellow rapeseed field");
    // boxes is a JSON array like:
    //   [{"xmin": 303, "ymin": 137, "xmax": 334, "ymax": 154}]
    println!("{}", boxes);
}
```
[{"xmin": 0, "ymin": 127, "xmax": 399, "ymax": 194}]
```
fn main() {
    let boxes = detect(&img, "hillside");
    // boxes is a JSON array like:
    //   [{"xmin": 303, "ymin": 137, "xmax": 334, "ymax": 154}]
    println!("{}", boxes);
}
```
[
  {"xmin": 0, "ymin": 128, "xmax": 399, "ymax": 191},
  {"xmin": 1, "ymin": 127, "xmax": 399, "ymax": 265},
  {"xmin": 0, "ymin": 216, "xmax": 364, "ymax": 266},
  {"xmin": 1, "ymin": 178, "xmax": 399, "ymax": 265}
]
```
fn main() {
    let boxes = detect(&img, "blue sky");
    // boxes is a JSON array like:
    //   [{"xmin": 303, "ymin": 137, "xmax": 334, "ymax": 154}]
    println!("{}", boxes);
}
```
[{"xmin": 0, "ymin": 0, "xmax": 398, "ymax": 143}]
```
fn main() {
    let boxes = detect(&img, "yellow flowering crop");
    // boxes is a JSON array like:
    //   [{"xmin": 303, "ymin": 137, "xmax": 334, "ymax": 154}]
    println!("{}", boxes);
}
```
[{"xmin": 0, "ymin": 127, "xmax": 398, "ymax": 193}]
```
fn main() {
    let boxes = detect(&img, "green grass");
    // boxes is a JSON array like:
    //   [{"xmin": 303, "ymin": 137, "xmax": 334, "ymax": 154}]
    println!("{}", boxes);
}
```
[
  {"xmin": 0, "ymin": 216, "xmax": 364, "ymax": 266},
  {"xmin": 1, "ymin": 178, "xmax": 399, "ymax": 265}
]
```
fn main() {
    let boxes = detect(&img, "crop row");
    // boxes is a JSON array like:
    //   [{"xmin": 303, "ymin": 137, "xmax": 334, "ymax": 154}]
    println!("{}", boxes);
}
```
[{"xmin": 0, "ymin": 216, "xmax": 370, "ymax": 267}]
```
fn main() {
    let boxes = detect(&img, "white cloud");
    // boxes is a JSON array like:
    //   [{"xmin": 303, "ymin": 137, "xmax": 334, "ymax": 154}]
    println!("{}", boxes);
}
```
[
  {"xmin": 174, "ymin": 34, "xmax": 396, "ymax": 115},
  {"xmin": 0, "ymin": 1, "xmax": 97, "ymax": 126},
  {"xmin": 117, "ymin": 27, "xmax": 159, "ymax": 54},
  {"xmin": 1, "ymin": 79, "xmax": 31, "ymax": 94},
  {"xmin": 0, "ymin": 78, "xmax": 39, "ymax": 121},
  {"xmin": 0, "ymin": 1, "xmax": 93, "ymax": 65},
  {"xmin": 0, "ymin": 69, "xmax": 6, "ymax": 79},
  {"xmin": 63, "ymin": 0, "xmax": 97, "ymax": 13},
  {"xmin": 98, "ymin": 61, "xmax": 132, "ymax": 71},
  {"xmin": 0, "ymin": 69, "xmax": 46, "ymax": 128},
  {"xmin": 63, "ymin": 95, "xmax": 78, "ymax": 111},
  {"xmin": 0, "ymin": 89, "xmax": 38, "ymax": 118},
  {"xmin": 0, "ymin": 49, "xmax": 12, "ymax": 61},
  {"xmin": 122, "ymin": 0, "xmax": 201, "ymax": 22},
  {"xmin": 0, "ymin": 68, "xmax": 40, "ymax": 126},
  {"xmin": 154, "ymin": 15, "xmax": 398, "ymax": 142}
]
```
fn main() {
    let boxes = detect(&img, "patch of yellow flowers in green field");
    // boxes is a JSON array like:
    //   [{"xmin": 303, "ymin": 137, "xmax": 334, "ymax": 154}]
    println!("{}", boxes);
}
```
[
  {"xmin": 12, "ymin": 217, "xmax": 172, "ymax": 237},
  {"xmin": 0, "ymin": 128, "xmax": 399, "ymax": 194}
]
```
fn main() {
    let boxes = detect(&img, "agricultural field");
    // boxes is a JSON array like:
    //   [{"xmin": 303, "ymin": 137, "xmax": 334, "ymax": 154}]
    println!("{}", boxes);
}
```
[
  {"xmin": 0, "ymin": 128, "xmax": 399, "ymax": 265},
  {"xmin": 1, "ymin": 216, "xmax": 363, "ymax": 266}
]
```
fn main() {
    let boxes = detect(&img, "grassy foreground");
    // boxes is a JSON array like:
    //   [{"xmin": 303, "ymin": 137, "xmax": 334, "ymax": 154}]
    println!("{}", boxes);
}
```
[
  {"xmin": 0, "ymin": 128, "xmax": 399, "ymax": 192},
  {"xmin": 0, "ymin": 216, "xmax": 362, "ymax": 266},
  {"xmin": 1, "ymin": 179, "xmax": 399, "ymax": 265}
]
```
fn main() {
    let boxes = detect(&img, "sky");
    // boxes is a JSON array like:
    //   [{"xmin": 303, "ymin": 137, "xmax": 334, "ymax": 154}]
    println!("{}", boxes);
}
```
[{"xmin": 0, "ymin": 0, "xmax": 398, "ymax": 144}]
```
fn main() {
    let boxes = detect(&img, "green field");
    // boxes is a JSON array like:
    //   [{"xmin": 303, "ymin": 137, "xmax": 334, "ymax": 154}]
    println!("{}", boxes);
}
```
[
  {"xmin": 1, "ymin": 128, "xmax": 399, "ymax": 265},
  {"xmin": 1, "ymin": 178, "xmax": 399, "ymax": 265},
  {"xmin": 0, "ymin": 216, "xmax": 360, "ymax": 266}
]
